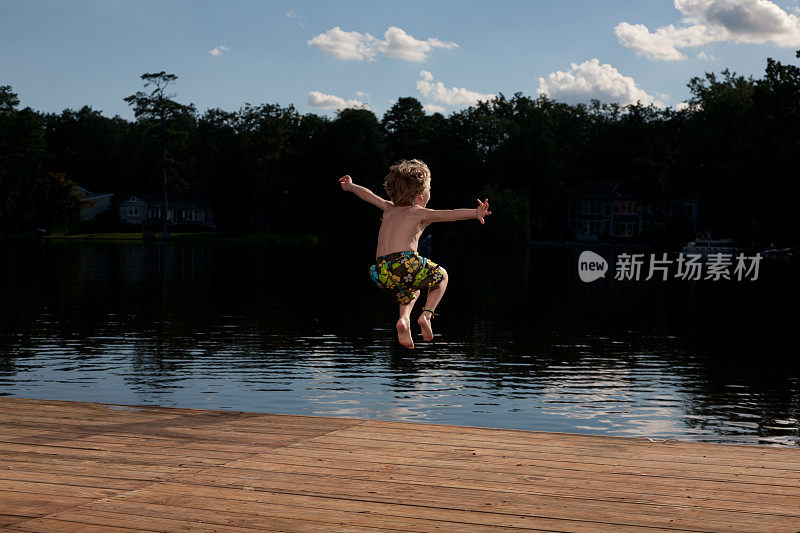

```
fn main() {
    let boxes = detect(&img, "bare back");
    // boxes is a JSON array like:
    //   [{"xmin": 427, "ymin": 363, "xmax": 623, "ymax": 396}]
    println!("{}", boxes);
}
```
[{"xmin": 375, "ymin": 205, "xmax": 429, "ymax": 258}]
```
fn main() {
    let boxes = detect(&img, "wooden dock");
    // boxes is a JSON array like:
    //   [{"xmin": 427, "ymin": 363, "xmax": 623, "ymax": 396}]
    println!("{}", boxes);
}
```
[{"xmin": 1, "ymin": 398, "xmax": 799, "ymax": 532}]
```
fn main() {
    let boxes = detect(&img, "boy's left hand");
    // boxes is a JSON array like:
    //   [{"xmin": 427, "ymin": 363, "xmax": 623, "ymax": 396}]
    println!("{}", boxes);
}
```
[
  {"xmin": 338, "ymin": 175, "xmax": 353, "ymax": 191},
  {"xmin": 476, "ymin": 198, "xmax": 492, "ymax": 224}
]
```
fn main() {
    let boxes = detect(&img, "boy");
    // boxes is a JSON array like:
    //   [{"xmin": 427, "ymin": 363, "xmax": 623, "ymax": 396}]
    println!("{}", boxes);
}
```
[{"xmin": 339, "ymin": 159, "xmax": 491, "ymax": 349}]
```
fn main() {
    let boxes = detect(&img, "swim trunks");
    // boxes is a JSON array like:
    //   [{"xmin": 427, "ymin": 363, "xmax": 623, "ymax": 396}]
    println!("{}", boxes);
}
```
[{"xmin": 368, "ymin": 250, "xmax": 445, "ymax": 305}]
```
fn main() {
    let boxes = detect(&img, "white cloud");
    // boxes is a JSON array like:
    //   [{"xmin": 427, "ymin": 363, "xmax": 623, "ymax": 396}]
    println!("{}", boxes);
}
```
[
  {"xmin": 614, "ymin": 22, "xmax": 719, "ymax": 61},
  {"xmin": 678, "ymin": 0, "xmax": 800, "ymax": 44},
  {"xmin": 376, "ymin": 27, "xmax": 458, "ymax": 62},
  {"xmin": 308, "ymin": 27, "xmax": 379, "ymax": 61},
  {"xmin": 537, "ymin": 59, "xmax": 665, "ymax": 107},
  {"xmin": 416, "ymin": 71, "xmax": 494, "ymax": 107},
  {"xmin": 209, "ymin": 45, "xmax": 230, "ymax": 57},
  {"xmin": 675, "ymin": 101, "xmax": 691, "ymax": 111},
  {"xmin": 423, "ymin": 103, "xmax": 447, "ymax": 114},
  {"xmin": 309, "ymin": 26, "xmax": 457, "ymax": 62},
  {"xmin": 286, "ymin": 10, "xmax": 306, "ymax": 29},
  {"xmin": 355, "ymin": 91, "xmax": 371, "ymax": 106},
  {"xmin": 615, "ymin": 0, "xmax": 800, "ymax": 61},
  {"xmin": 696, "ymin": 50, "xmax": 717, "ymax": 60},
  {"xmin": 307, "ymin": 91, "xmax": 368, "ymax": 111}
]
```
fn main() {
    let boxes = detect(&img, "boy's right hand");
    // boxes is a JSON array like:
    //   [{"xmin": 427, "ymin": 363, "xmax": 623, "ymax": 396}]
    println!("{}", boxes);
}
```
[{"xmin": 338, "ymin": 175, "xmax": 353, "ymax": 191}]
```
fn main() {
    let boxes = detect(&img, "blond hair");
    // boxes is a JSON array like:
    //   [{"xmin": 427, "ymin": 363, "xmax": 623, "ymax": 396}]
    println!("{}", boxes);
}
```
[{"xmin": 383, "ymin": 159, "xmax": 430, "ymax": 206}]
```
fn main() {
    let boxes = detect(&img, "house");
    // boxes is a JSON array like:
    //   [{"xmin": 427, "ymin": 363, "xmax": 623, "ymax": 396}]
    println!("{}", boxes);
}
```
[
  {"xmin": 119, "ymin": 194, "xmax": 216, "ymax": 230},
  {"xmin": 73, "ymin": 185, "xmax": 113, "ymax": 221},
  {"xmin": 567, "ymin": 181, "xmax": 698, "ymax": 241}
]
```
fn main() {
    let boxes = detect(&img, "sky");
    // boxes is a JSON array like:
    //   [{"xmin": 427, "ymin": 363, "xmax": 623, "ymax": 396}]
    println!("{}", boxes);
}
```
[{"xmin": 2, "ymin": 0, "xmax": 800, "ymax": 120}]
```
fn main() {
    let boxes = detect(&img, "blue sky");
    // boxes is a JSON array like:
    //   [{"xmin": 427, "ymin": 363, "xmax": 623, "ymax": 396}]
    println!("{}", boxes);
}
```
[{"xmin": 2, "ymin": 0, "xmax": 800, "ymax": 119}]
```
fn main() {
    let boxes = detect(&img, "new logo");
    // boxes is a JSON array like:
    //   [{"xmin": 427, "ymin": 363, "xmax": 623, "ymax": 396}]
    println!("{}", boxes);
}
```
[{"xmin": 578, "ymin": 251, "xmax": 608, "ymax": 282}]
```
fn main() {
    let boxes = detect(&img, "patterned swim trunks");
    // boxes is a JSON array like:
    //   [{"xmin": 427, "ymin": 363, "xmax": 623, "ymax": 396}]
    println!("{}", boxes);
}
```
[{"xmin": 368, "ymin": 250, "xmax": 445, "ymax": 305}]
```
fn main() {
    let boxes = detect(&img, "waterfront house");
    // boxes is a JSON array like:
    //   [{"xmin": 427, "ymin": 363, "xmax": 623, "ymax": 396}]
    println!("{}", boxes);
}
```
[
  {"xmin": 72, "ymin": 185, "xmax": 113, "ymax": 221},
  {"xmin": 567, "ymin": 181, "xmax": 699, "ymax": 241},
  {"xmin": 119, "ymin": 193, "xmax": 216, "ymax": 230}
]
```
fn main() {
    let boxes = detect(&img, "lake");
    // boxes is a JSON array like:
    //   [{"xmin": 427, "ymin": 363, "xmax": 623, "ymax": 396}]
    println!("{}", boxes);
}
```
[{"xmin": 1, "ymin": 237, "xmax": 798, "ymax": 446}]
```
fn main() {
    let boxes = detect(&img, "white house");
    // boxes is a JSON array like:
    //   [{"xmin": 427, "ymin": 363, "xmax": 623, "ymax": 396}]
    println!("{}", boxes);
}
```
[
  {"xmin": 119, "ymin": 193, "xmax": 215, "ymax": 229},
  {"xmin": 73, "ymin": 185, "xmax": 114, "ymax": 221}
]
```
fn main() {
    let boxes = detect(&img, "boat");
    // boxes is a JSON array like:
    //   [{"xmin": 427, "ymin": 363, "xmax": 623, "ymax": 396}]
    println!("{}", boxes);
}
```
[
  {"xmin": 761, "ymin": 246, "xmax": 796, "ymax": 259},
  {"xmin": 681, "ymin": 238, "xmax": 743, "ymax": 255}
]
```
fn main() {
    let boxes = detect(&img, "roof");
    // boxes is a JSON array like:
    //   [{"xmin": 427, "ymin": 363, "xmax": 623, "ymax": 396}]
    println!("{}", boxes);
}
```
[
  {"xmin": 581, "ymin": 181, "xmax": 622, "ymax": 194},
  {"xmin": 136, "ymin": 194, "xmax": 211, "ymax": 208},
  {"xmin": 579, "ymin": 181, "xmax": 638, "ymax": 198},
  {"xmin": 73, "ymin": 185, "xmax": 114, "ymax": 201},
  {"xmin": 73, "ymin": 185, "xmax": 92, "ymax": 197}
]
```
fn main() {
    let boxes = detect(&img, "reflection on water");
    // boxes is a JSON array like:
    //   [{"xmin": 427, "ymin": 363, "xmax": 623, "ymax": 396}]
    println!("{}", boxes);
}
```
[{"xmin": 0, "ymin": 238, "xmax": 798, "ymax": 446}]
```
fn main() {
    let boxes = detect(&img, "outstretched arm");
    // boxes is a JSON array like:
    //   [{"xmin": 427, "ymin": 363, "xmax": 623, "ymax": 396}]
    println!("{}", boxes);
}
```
[
  {"xmin": 421, "ymin": 198, "xmax": 492, "ymax": 225},
  {"xmin": 339, "ymin": 175, "xmax": 392, "ymax": 211}
]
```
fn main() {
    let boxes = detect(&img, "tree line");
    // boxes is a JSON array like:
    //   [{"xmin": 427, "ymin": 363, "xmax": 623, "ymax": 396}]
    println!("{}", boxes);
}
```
[{"xmin": 1, "ymin": 51, "xmax": 798, "ymax": 247}]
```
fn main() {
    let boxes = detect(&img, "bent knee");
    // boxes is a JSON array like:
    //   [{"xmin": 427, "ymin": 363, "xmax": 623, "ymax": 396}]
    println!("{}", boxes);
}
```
[{"xmin": 432, "ymin": 267, "xmax": 448, "ymax": 288}]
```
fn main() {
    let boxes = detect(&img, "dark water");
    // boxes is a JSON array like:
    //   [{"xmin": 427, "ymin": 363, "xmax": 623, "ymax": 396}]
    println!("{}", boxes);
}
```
[{"xmin": 1, "ymin": 238, "xmax": 798, "ymax": 446}]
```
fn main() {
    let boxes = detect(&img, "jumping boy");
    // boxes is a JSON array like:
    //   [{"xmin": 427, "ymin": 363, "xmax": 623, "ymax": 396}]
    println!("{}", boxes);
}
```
[{"xmin": 339, "ymin": 159, "xmax": 491, "ymax": 349}]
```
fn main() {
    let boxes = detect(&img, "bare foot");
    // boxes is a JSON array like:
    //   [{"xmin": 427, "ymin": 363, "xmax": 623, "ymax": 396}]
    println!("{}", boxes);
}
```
[
  {"xmin": 396, "ymin": 318, "xmax": 414, "ymax": 349},
  {"xmin": 417, "ymin": 313, "xmax": 434, "ymax": 341}
]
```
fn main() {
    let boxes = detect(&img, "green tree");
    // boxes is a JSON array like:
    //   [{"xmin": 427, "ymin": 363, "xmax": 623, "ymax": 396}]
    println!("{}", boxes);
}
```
[
  {"xmin": 381, "ymin": 97, "xmax": 431, "ymax": 160},
  {"xmin": 0, "ymin": 87, "xmax": 48, "ymax": 230},
  {"xmin": 0, "ymin": 85, "xmax": 20, "ymax": 113},
  {"xmin": 124, "ymin": 72, "xmax": 195, "ymax": 234}
]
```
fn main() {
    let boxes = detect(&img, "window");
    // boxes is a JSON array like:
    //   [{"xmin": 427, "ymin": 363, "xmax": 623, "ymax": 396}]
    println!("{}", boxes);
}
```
[
  {"xmin": 127, "ymin": 207, "xmax": 139, "ymax": 217},
  {"xmin": 614, "ymin": 201, "xmax": 635, "ymax": 215},
  {"xmin": 130, "ymin": 196, "xmax": 136, "ymax": 203},
  {"xmin": 614, "ymin": 222, "xmax": 637, "ymax": 236},
  {"xmin": 579, "ymin": 200, "xmax": 603, "ymax": 215},
  {"xmin": 580, "ymin": 221, "xmax": 604, "ymax": 234}
]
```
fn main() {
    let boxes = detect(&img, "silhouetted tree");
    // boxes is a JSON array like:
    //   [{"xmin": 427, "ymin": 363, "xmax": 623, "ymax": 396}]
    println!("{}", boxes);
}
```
[{"xmin": 124, "ymin": 72, "xmax": 195, "ymax": 235}]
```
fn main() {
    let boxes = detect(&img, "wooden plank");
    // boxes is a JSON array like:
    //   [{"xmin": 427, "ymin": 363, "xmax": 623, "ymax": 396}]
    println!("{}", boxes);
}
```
[
  {"xmin": 0, "ymin": 442, "xmax": 232, "ymax": 468},
  {"xmin": 356, "ymin": 421, "xmax": 800, "ymax": 469},
  {"xmin": 300, "ymin": 430, "xmax": 800, "ymax": 474},
  {"xmin": 260, "ymin": 442, "xmax": 800, "ymax": 489},
  {"xmin": 0, "ymin": 438, "xmax": 257, "ymax": 460},
  {"xmin": 206, "ymin": 457, "xmax": 800, "ymax": 514},
  {"xmin": 0, "ymin": 414, "xmax": 360, "ymax": 437},
  {"xmin": 45, "ymin": 506, "xmax": 429, "ymax": 533},
  {"xmin": 0, "ymin": 467, "xmax": 151, "ymax": 490},
  {"xmin": 224, "ymin": 452, "xmax": 800, "ymax": 501},
  {"xmin": 0, "ymin": 479, "xmax": 123, "ymax": 499},
  {"xmin": 9, "ymin": 517, "xmax": 151, "ymax": 533},
  {"xmin": 354, "ymin": 422, "xmax": 800, "ymax": 466},
  {"xmin": 276, "ymin": 434, "xmax": 800, "ymax": 485},
  {"xmin": 139, "ymin": 474, "xmax": 800, "ymax": 532},
  {"xmin": 0, "ymin": 456, "xmax": 193, "ymax": 479},
  {"xmin": 0, "ymin": 398, "xmax": 362, "ymax": 430},
  {"xmin": 0, "ymin": 490, "xmax": 93, "ymax": 520},
  {"xmin": 87, "ymin": 486, "xmax": 669, "ymax": 533},
  {"xmin": 108, "ymin": 481, "xmax": 782, "ymax": 533},
  {"xmin": 0, "ymin": 514, "xmax": 30, "ymax": 528}
]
